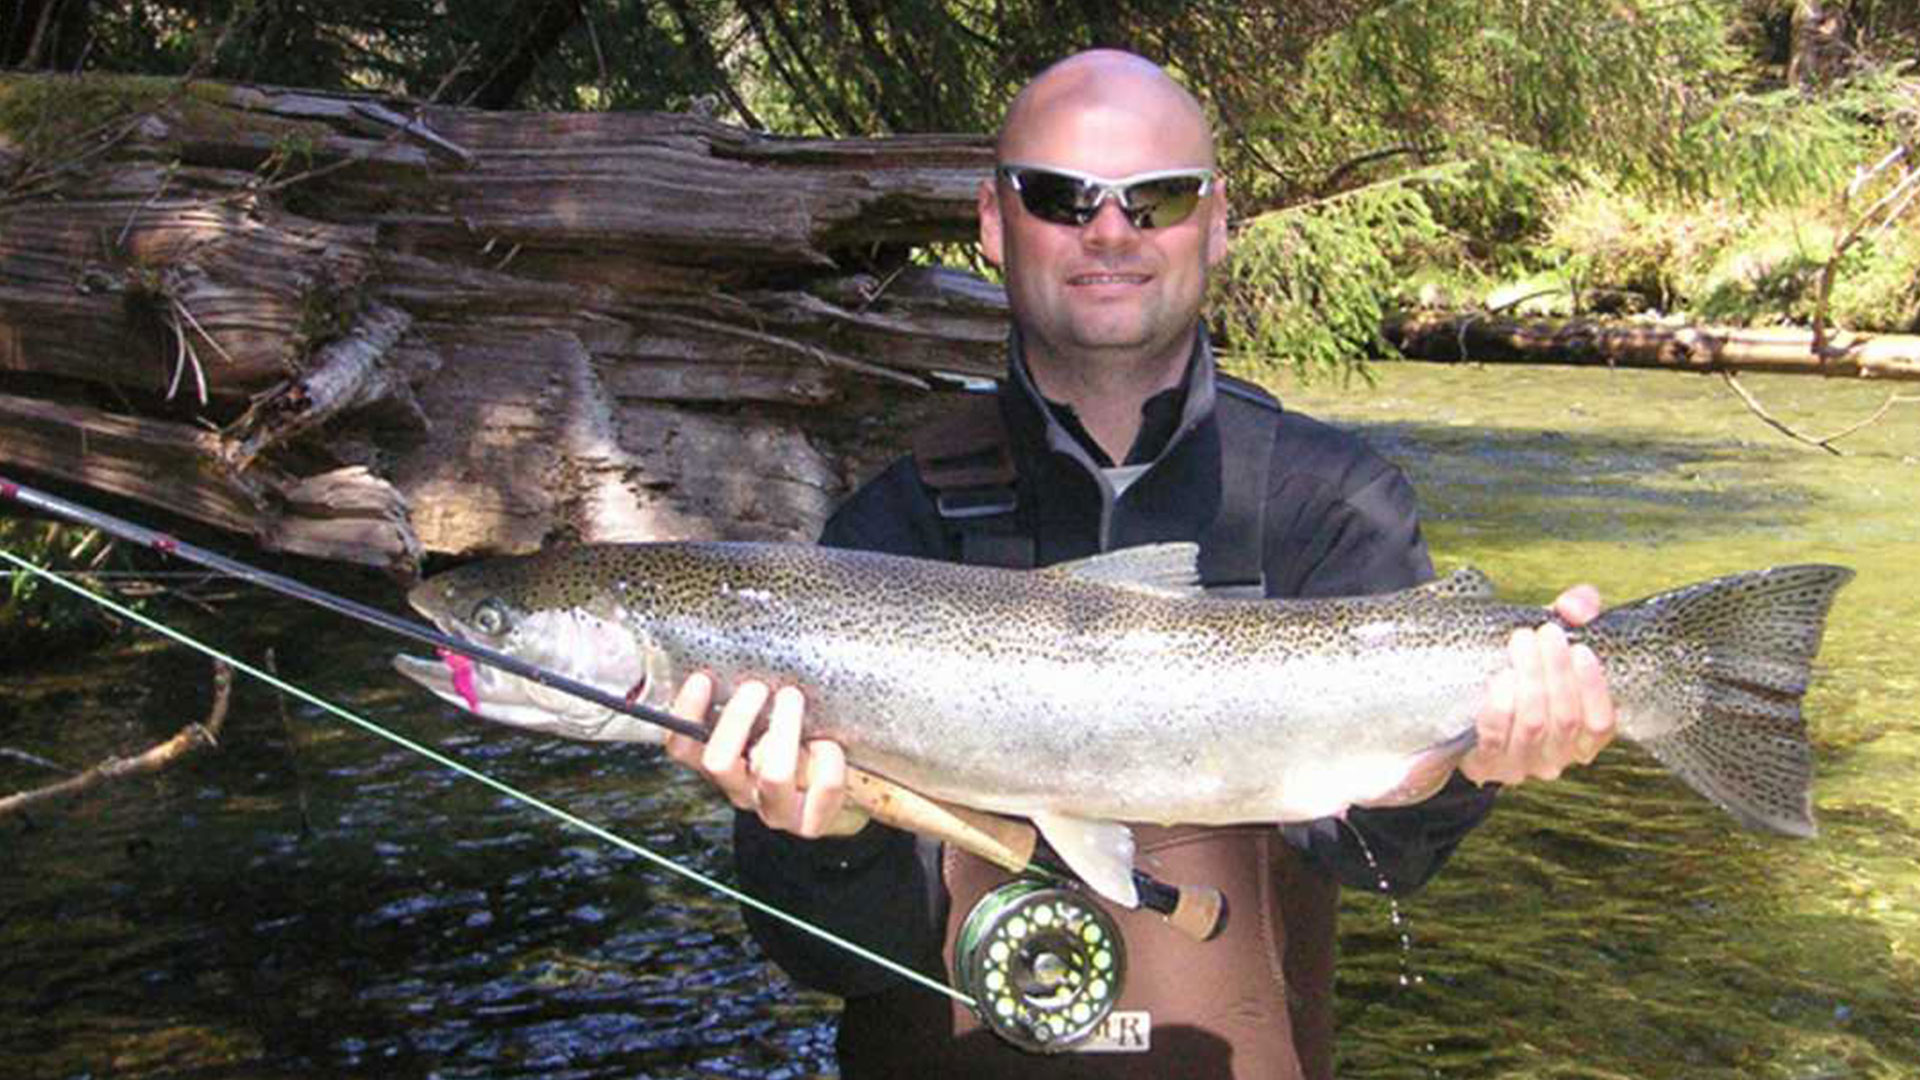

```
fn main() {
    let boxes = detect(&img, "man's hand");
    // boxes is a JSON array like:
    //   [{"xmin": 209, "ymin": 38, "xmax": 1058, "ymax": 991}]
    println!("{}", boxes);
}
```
[
  {"xmin": 662, "ymin": 673, "xmax": 870, "ymax": 838},
  {"xmin": 1459, "ymin": 585, "xmax": 1618, "ymax": 786}
]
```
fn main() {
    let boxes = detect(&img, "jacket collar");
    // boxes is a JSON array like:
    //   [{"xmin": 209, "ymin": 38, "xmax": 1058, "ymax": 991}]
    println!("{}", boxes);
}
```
[{"xmin": 1001, "ymin": 325, "xmax": 1221, "ymax": 476}]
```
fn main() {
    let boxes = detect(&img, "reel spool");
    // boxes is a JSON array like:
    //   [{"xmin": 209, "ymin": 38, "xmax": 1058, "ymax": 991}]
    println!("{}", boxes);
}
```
[{"xmin": 953, "ymin": 878, "xmax": 1126, "ymax": 1053}]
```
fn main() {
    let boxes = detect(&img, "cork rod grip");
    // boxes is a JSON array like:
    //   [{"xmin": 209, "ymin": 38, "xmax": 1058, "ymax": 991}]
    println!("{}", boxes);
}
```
[
  {"xmin": 844, "ymin": 766, "xmax": 1038, "ymax": 872},
  {"xmin": 841, "ymin": 766, "xmax": 1224, "ymax": 942}
]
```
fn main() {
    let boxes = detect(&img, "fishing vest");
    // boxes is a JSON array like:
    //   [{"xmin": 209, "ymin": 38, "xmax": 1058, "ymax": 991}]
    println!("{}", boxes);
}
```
[{"xmin": 834, "ymin": 384, "xmax": 1340, "ymax": 1080}]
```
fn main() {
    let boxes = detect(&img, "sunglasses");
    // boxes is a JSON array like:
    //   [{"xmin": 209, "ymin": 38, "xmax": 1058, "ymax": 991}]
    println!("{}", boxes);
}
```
[{"xmin": 996, "ymin": 164, "xmax": 1214, "ymax": 230}]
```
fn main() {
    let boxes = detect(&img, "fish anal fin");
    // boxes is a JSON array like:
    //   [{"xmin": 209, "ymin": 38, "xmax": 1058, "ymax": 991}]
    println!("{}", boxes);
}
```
[{"xmin": 1031, "ymin": 812, "xmax": 1139, "ymax": 908}]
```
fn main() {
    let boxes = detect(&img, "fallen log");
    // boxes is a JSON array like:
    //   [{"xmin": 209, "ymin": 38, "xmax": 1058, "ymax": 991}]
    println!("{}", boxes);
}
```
[
  {"xmin": 1384, "ymin": 312, "xmax": 1920, "ymax": 380},
  {"xmin": 0, "ymin": 73, "xmax": 1007, "ymax": 569}
]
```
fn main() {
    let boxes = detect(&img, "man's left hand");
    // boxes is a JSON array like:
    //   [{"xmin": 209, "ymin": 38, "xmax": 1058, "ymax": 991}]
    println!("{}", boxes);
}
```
[{"xmin": 1458, "ymin": 585, "xmax": 1618, "ymax": 786}]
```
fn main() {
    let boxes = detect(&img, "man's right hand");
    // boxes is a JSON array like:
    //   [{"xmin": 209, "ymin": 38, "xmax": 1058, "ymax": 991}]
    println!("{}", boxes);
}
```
[{"xmin": 663, "ymin": 673, "xmax": 870, "ymax": 838}]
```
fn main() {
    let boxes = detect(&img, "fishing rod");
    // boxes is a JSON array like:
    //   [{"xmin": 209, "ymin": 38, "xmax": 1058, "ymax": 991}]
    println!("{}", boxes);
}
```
[
  {"xmin": 0, "ymin": 477, "xmax": 1223, "ymax": 941},
  {"xmin": 0, "ymin": 543, "xmax": 971, "ymax": 1012}
]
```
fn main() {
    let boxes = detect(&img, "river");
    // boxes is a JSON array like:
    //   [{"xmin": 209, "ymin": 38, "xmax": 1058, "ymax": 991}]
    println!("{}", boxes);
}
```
[{"xmin": 2, "ymin": 362, "xmax": 1915, "ymax": 1078}]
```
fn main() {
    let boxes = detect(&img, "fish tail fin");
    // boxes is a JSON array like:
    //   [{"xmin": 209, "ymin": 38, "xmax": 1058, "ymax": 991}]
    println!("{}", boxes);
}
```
[{"xmin": 1604, "ymin": 564, "xmax": 1853, "ymax": 838}]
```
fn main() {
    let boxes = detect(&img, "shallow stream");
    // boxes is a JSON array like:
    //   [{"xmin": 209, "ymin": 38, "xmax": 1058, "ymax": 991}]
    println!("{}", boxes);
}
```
[{"xmin": 3, "ymin": 362, "xmax": 1915, "ymax": 1078}]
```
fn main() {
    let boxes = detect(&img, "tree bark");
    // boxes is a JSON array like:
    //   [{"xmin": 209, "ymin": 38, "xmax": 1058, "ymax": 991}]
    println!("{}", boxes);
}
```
[
  {"xmin": 0, "ymin": 73, "xmax": 1006, "ymax": 573},
  {"xmin": 1384, "ymin": 312, "xmax": 1920, "ymax": 381}
]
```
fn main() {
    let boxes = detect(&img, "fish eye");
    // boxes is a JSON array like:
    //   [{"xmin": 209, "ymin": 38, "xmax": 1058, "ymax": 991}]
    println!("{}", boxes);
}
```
[{"xmin": 470, "ymin": 599, "xmax": 512, "ymax": 636}]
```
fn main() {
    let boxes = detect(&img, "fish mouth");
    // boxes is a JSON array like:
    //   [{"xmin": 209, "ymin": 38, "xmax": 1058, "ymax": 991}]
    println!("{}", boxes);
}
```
[{"xmin": 393, "ymin": 607, "xmax": 666, "ymax": 744}]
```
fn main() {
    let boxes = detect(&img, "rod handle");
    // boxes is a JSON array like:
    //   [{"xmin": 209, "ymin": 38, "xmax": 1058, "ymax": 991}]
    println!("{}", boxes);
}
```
[
  {"xmin": 843, "ymin": 766, "xmax": 1223, "ymax": 942},
  {"xmin": 844, "ymin": 766, "xmax": 1038, "ymax": 872}
]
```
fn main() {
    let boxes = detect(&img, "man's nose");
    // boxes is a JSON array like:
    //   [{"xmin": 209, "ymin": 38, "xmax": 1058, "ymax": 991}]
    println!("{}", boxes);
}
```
[{"xmin": 1080, "ymin": 195, "xmax": 1140, "ymax": 246}]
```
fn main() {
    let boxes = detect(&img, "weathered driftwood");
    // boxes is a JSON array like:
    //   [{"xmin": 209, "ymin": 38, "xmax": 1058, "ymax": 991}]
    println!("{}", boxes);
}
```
[
  {"xmin": 0, "ymin": 391, "xmax": 421, "ymax": 567},
  {"xmin": 0, "ymin": 73, "xmax": 1006, "ymax": 570},
  {"xmin": 1385, "ymin": 313, "xmax": 1920, "ymax": 380},
  {"xmin": 0, "ymin": 660, "xmax": 232, "ymax": 820}
]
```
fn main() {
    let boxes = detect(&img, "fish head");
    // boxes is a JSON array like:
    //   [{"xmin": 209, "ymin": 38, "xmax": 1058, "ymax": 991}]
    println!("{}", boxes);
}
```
[{"xmin": 392, "ymin": 553, "xmax": 677, "ymax": 744}]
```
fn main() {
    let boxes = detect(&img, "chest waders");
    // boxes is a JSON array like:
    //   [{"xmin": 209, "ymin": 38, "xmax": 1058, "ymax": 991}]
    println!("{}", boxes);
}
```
[{"xmin": 910, "ymin": 383, "xmax": 1278, "ymax": 1054}]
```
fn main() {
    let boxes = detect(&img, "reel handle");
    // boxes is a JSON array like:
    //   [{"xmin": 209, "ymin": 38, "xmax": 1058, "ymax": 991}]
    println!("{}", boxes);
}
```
[{"xmin": 843, "ymin": 766, "xmax": 1224, "ymax": 942}]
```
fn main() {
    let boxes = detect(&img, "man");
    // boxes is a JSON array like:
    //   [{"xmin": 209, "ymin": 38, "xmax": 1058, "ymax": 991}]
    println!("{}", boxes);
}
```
[{"xmin": 665, "ymin": 50, "xmax": 1616, "ymax": 1079}]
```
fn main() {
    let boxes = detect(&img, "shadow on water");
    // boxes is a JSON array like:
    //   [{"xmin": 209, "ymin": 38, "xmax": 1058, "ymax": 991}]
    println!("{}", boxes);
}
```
[
  {"xmin": 3, "ymin": 363, "xmax": 1916, "ymax": 1078},
  {"xmin": 0, "ymin": 599, "xmax": 839, "ymax": 1079},
  {"xmin": 1357, "ymin": 419, "xmax": 1821, "ymax": 550}
]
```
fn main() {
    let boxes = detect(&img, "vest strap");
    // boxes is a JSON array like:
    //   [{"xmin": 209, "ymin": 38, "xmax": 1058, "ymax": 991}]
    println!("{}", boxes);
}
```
[
  {"xmin": 912, "ymin": 394, "xmax": 1034, "ymax": 569},
  {"xmin": 1196, "ymin": 381, "xmax": 1278, "ymax": 593},
  {"xmin": 912, "ymin": 381, "xmax": 1279, "ymax": 584}
]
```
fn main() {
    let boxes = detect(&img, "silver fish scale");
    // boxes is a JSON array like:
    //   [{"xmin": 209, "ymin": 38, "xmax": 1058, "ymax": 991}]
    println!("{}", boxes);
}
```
[{"xmin": 578, "ymin": 544, "xmax": 1546, "ymax": 823}]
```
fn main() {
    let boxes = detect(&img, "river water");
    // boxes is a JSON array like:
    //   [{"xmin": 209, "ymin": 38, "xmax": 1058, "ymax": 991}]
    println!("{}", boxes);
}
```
[{"xmin": 2, "ymin": 363, "xmax": 1915, "ymax": 1079}]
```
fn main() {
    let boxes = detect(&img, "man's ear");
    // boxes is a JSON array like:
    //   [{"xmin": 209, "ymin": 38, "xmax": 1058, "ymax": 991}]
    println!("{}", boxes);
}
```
[
  {"xmin": 1205, "ymin": 175, "xmax": 1230, "ymax": 268},
  {"xmin": 978, "ymin": 177, "xmax": 1006, "ymax": 268}
]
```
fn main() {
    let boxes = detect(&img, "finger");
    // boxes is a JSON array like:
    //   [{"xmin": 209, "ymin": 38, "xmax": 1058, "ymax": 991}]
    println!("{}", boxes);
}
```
[
  {"xmin": 799, "ymin": 738, "xmax": 856, "ymax": 837},
  {"xmin": 753, "ymin": 687, "xmax": 806, "ymax": 828},
  {"xmin": 1506, "ymin": 626, "xmax": 1548, "ymax": 760},
  {"xmin": 1536, "ymin": 622, "xmax": 1580, "ymax": 733},
  {"xmin": 703, "ymin": 680, "xmax": 768, "ymax": 806},
  {"xmin": 1476, "ymin": 667, "xmax": 1515, "ymax": 754},
  {"xmin": 1552, "ymin": 584, "xmax": 1603, "ymax": 627},
  {"xmin": 1539, "ymin": 622, "xmax": 1587, "ymax": 779},
  {"xmin": 663, "ymin": 672, "xmax": 714, "ymax": 769},
  {"xmin": 1571, "ymin": 644, "xmax": 1616, "ymax": 763}
]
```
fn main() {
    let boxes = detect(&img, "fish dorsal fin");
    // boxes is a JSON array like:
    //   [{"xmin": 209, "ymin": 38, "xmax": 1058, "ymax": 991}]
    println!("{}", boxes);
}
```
[
  {"xmin": 1043, "ymin": 543, "xmax": 1204, "ymax": 598},
  {"xmin": 1411, "ymin": 566, "xmax": 1498, "ymax": 600}
]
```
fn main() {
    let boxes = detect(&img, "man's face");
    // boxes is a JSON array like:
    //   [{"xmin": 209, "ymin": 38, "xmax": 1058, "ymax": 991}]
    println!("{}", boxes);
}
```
[{"xmin": 980, "ymin": 94, "xmax": 1228, "ymax": 376}]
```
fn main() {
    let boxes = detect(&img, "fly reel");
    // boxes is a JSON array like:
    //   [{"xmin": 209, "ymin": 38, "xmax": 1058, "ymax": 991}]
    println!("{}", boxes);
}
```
[{"xmin": 953, "ymin": 878, "xmax": 1125, "ymax": 1053}]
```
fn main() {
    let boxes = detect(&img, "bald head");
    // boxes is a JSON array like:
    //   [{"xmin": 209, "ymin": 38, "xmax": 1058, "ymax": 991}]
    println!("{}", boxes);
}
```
[{"xmin": 997, "ymin": 50, "xmax": 1215, "ymax": 169}]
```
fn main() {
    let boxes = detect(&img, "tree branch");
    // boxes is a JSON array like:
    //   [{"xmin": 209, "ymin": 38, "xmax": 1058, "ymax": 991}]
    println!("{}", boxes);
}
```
[
  {"xmin": 1812, "ymin": 143, "xmax": 1916, "ymax": 357},
  {"xmin": 0, "ymin": 659, "xmax": 233, "ymax": 820},
  {"xmin": 1719, "ymin": 371, "xmax": 1917, "ymax": 455}
]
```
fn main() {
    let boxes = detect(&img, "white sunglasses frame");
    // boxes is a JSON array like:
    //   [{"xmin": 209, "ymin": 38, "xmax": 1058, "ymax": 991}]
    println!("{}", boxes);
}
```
[{"xmin": 995, "ymin": 163, "xmax": 1216, "ymax": 229}]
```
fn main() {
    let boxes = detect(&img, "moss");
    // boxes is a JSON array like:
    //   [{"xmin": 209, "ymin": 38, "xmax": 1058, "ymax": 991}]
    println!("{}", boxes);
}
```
[
  {"xmin": 0, "ymin": 73, "xmax": 219, "ymax": 158},
  {"xmin": 0, "ymin": 71, "xmax": 314, "ymax": 167},
  {"xmin": 293, "ymin": 275, "xmax": 367, "ymax": 361}
]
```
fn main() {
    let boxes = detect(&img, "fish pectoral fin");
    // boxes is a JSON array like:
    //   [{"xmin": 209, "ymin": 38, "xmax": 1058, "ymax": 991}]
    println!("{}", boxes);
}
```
[
  {"xmin": 1030, "ymin": 812, "xmax": 1139, "ymax": 908},
  {"xmin": 1354, "ymin": 730, "xmax": 1479, "ymax": 808},
  {"xmin": 1041, "ymin": 543, "xmax": 1204, "ymax": 599}
]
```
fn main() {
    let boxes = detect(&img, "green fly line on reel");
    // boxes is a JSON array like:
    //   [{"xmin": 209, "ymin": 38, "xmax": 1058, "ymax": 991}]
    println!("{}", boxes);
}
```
[{"xmin": 953, "ymin": 877, "xmax": 1125, "ymax": 1052}]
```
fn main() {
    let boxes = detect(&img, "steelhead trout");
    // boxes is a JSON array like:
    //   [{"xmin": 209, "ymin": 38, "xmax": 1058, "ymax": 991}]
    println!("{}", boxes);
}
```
[{"xmin": 393, "ymin": 542, "xmax": 1851, "ymax": 906}]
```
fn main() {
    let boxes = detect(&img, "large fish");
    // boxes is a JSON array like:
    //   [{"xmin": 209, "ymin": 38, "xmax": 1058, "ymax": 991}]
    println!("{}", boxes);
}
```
[{"xmin": 393, "ymin": 542, "xmax": 1851, "ymax": 906}]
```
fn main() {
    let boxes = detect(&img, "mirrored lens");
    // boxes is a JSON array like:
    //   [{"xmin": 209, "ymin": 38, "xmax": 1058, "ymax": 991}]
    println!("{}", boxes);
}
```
[
  {"xmin": 1003, "ymin": 168, "xmax": 1207, "ymax": 229},
  {"xmin": 1010, "ymin": 170, "xmax": 1094, "ymax": 226},
  {"xmin": 1126, "ymin": 176, "xmax": 1204, "ymax": 229}
]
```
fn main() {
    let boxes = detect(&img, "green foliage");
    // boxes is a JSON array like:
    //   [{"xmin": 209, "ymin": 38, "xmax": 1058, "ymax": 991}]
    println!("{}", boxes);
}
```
[
  {"xmin": 1826, "ymin": 225, "xmax": 1920, "ymax": 332},
  {"xmin": 1213, "ymin": 171, "xmax": 1454, "ymax": 381},
  {"xmin": 1676, "ymin": 80, "xmax": 1875, "ymax": 205},
  {"xmin": 0, "ymin": 72, "xmax": 225, "ymax": 159},
  {"xmin": 1683, "ymin": 205, "xmax": 1920, "ymax": 330},
  {"xmin": 1231, "ymin": 0, "xmax": 1746, "ymax": 210},
  {"xmin": 0, "ymin": 520, "xmax": 118, "ymax": 655},
  {"xmin": 1541, "ymin": 180, "xmax": 1729, "ymax": 312},
  {"xmin": 1414, "ymin": 142, "xmax": 1574, "ymax": 268}
]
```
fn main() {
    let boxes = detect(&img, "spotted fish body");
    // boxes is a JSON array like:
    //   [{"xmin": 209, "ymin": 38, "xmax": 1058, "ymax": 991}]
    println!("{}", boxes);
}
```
[{"xmin": 394, "ymin": 542, "xmax": 1850, "ymax": 903}]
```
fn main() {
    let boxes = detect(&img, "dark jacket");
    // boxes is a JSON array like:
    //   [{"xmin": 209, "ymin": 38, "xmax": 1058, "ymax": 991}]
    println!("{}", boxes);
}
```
[{"xmin": 733, "ymin": 329, "xmax": 1497, "ymax": 1051}]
